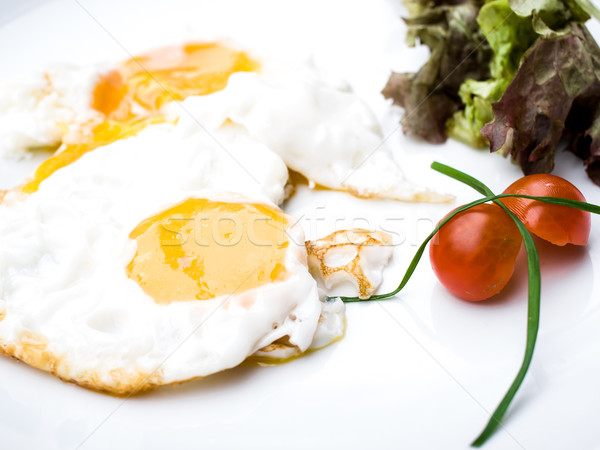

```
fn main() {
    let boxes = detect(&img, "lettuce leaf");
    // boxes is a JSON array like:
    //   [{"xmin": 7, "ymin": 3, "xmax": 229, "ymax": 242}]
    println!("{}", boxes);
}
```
[
  {"xmin": 481, "ymin": 21, "xmax": 600, "ymax": 183},
  {"xmin": 384, "ymin": 0, "xmax": 600, "ymax": 185},
  {"xmin": 382, "ymin": 0, "xmax": 492, "ymax": 143},
  {"xmin": 446, "ymin": 0, "xmax": 537, "ymax": 147}
]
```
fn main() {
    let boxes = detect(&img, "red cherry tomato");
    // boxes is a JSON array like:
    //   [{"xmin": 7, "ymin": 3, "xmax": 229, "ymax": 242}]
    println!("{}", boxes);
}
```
[
  {"xmin": 429, "ymin": 203, "xmax": 523, "ymax": 301},
  {"xmin": 501, "ymin": 174, "xmax": 590, "ymax": 246}
]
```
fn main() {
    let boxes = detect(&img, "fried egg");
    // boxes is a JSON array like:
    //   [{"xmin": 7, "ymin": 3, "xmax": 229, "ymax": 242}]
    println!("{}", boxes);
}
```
[
  {"xmin": 0, "ymin": 42, "xmax": 451, "ymax": 202},
  {"xmin": 0, "ymin": 122, "xmax": 332, "ymax": 394}
]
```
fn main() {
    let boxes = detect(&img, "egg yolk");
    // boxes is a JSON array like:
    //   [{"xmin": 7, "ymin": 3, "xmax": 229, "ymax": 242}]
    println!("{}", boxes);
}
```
[
  {"xmin": 126, "ymin": 198, "xmax": 290, "ymax": 304},
  {"xmin": 92, "ymin": 42, "xmax": 259, "ymax": 121},
  {"xmin": 21, "ymin": 43, "xmax": 259, "ymax": 194},
  {"xmin": 21, "ymin": 118, "xmax": 157, "ymax": 194}
]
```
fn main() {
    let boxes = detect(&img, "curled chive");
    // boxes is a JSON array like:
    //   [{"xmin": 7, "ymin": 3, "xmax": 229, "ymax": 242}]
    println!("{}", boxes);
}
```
[{"xmin": 330, "ymin": 162, "xmax": 600, "ymax": 447}]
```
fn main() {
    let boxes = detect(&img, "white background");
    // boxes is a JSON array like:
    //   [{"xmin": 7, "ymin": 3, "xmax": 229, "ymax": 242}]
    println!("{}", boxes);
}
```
[{"xmin": 1, "ymin": 1, "xmax": 600, "ymax": 449}]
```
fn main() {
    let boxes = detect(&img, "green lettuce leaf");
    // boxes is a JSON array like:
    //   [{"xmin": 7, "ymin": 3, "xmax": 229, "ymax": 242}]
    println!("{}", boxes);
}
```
[
  {"xmin": 382, "ymin": 0, "xmax": 492, "ymax": 143},
  {"xmin": 384, "ymin": 0, "xmax": 600, "ymax": 184},
  {"xmin": 480, "ymin": 21, "xmax": 600, "ymax": 183},
  {"xmin": 446, "ymin": 0, "xmax": 537, "ymax": 147}
]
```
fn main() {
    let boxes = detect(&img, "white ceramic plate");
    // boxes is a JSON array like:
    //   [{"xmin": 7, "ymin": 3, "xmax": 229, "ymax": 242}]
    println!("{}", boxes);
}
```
[{"xmin": 1, "ymin": 1, "xmax": 600, "ymax": 449}]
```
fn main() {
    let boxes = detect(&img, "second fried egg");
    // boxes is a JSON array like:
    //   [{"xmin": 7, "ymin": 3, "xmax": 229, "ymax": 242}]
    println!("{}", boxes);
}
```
[{"xmin": 0, "ymin": 41, "xmax": 450, "ymax": 202}]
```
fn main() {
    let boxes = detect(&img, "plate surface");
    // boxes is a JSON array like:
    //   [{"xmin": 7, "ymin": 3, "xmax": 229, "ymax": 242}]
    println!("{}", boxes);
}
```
[{"xmin": 1, "ymin": 1, "xmax": 600, "ymax": 449}]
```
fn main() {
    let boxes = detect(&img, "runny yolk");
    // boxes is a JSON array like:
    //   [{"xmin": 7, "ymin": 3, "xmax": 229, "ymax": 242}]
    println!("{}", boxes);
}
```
[
  {"xmin": 21, "ymin": 118, "xmax": 157, "ymax": 194},
  {"xmin": 126, "ymin": 198, "xmax": 290, "ymax": 304},
  {"xmin": 92, "ymin": 42, "xmax": 259, "ymax": 121},
  {"xmin": 21, "ymin": 43, "xmax": 259, "ymax": 194}
]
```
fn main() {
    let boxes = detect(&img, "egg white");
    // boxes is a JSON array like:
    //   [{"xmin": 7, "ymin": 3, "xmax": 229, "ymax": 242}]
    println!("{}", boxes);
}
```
[
  {"xmin": 173, "ymin": 61, "xmax": 452, "ymax": 202},
  {"xmin": 0, "ymin": 65, "xmax": 104, "ymax": 158}
]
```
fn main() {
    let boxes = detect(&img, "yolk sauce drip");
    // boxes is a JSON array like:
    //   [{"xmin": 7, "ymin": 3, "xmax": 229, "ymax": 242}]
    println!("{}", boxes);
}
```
[
  {"xmin": 22, "ymin": 43, "xmax": 259, "ymax": 194},
  {"xmin": 127, "ymin": 198, "xmax": 290, "ymax": 304}
]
